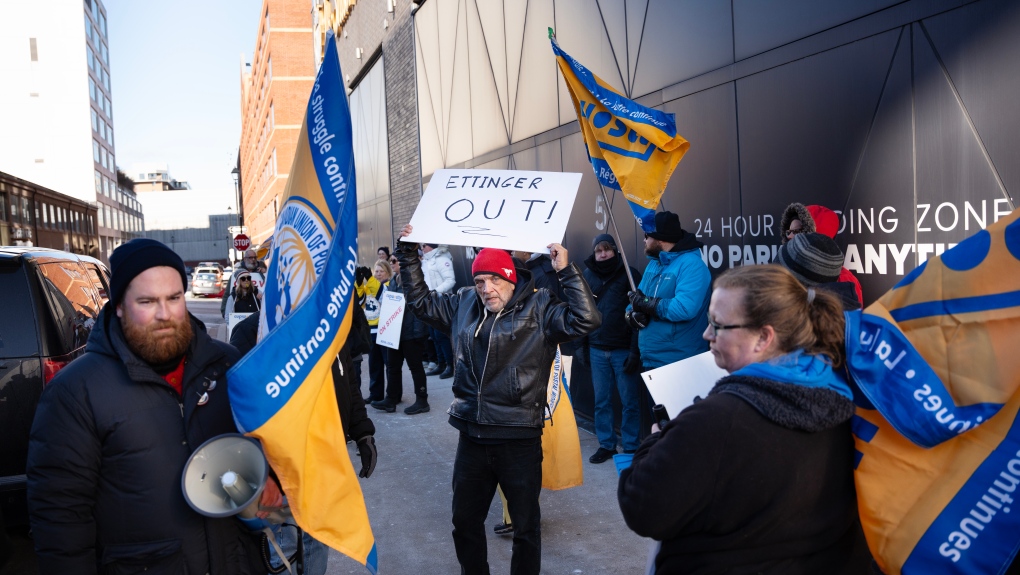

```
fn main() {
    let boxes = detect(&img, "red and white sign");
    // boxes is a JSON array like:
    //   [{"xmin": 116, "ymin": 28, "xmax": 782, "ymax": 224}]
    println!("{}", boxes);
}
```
[{"xmin": 233, "ymin": 234, "xmax": 251, "ymax": 251}]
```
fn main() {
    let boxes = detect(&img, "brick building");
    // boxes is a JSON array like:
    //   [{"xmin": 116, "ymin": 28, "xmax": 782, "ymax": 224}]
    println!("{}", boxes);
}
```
[
  {"xmin": 308, "ymin": 0, "xmax": 420, "ymax": 264},
  {"xmin": 238, "ymin": 0, "xmax": 315, "ymax": 246}
]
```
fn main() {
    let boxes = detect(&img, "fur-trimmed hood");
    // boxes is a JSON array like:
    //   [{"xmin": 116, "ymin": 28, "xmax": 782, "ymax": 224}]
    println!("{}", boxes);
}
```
[{"xmin": 780, "ymin": 202, "xmax": 816, "ymax": 242}]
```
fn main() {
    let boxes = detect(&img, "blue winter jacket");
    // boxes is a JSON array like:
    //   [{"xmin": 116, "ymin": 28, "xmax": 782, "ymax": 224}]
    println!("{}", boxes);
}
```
[{"xmin": 631, "ymin": 247, "xmax": 711, "ymax": 368}]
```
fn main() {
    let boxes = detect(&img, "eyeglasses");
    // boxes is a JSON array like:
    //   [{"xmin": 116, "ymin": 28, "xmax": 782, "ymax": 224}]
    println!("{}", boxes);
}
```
[
  {"xmin": 389, "ymin": 259, "xmax": 398, "ymax": 265},
  {"xmin": 784, "ymin": 228, "xmax": 804, "ymax": 238},
  {"xmin": 706, "ymin": 317, "xmax": 755, "ymax": 334},
  {"xmin": 239, "ymin": 278, "xmax": 251, "ymax": 283}
]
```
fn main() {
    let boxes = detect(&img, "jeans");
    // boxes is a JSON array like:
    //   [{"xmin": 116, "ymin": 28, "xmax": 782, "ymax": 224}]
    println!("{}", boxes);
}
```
[
  {"xmin": 368, "ymin": 333, "xmax": 387, "ymax": 402},
  {"xmin": 267, "ymin": 523, "xmax": 328, "ymax": 575},
  {"xmin": 431, "ymin": 326, "xmax": 453, "ymax": 366},
  {"xmin": 385, "ymin": 336, "xmax": 428, "ymax": 400},
  {"xmin": 590, "ymin": 348, "xmax": 643, "ymax": 452},
  {"xmin": 452, "ymin": 435, "xmax": 543, "ymax": 575}
]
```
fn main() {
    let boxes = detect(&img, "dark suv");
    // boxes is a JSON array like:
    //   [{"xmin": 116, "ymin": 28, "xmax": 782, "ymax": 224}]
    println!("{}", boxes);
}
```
[{"xmin": 0, "ymin": 248, "xmax": 110, "ymax": 529}]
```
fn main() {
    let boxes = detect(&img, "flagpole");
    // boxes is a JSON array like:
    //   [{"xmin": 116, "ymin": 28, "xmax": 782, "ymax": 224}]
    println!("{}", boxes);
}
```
[{"xmin": 597, "ymin": 182, "xmax": 638, "ymax": 292}]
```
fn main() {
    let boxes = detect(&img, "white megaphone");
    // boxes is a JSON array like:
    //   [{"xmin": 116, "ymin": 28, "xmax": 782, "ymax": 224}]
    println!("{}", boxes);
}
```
[{"xmin": 181, "ymin": 433, "xmax": 288, "ymax": 522}]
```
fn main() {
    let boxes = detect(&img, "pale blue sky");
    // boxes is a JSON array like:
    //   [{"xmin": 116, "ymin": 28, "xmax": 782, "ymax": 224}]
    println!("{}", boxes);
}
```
[{"xmin": 106, "ymin": 0, "xmax": 262, "ymax": 193}]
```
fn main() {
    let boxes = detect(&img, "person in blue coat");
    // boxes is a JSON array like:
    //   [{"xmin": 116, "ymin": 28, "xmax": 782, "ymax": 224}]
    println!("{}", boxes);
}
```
[
  {"xmin": 627, "ymin": 211, "xmax": 712, "ymax": 435},
  {"xmin": 627, "ymin": 211, "xmax": 712, "ymax": 369}
]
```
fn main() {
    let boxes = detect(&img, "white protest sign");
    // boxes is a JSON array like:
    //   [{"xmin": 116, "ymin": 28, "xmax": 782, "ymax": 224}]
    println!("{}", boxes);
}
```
[
  {"xmin": 404, "ymin": 169, "xmax": 582, "ymax": 253},
  {"xmin": 375, "ymin": 291, "xmax": 406, "ymax": 350},
  {"xmin": 641, "ymin": 351, "xmax": 726, "ymax": 420},
  {"xmin": 227, "ymin": 312, "xmax": 253, "ymax": 338}
]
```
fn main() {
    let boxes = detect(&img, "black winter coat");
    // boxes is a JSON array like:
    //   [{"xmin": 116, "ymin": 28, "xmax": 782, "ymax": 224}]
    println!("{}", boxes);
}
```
[
  {"xmin": 27, "ymin": 308, "xmax": 260, "ymax": 575},
  {"xmin": 618, "ymin": 374, "xmax": 873, "ymax": 574},
  {"xmin": 230, "ymin": 313, "xmax": 374, "ymax": 443},
  {"xmin": 582, "ymin": 254, "xmax": 642, "ymax": 351},
  {"xmin": 397, "ymin": 244, "xmax": 600, "ymax": 431}
]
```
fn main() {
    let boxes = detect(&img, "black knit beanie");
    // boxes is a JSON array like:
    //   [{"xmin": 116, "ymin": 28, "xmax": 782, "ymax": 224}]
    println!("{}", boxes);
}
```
[
  {"xmin": 591, "ymin": 233, "xmax": 617, "ymax": 251},
  {"xmin": 647, "ymin": 212, "xmax": 685, "ymax": 243},
  {"xmin": 109, "ymin": 238, "xmax": 188, "ymax": 306}
]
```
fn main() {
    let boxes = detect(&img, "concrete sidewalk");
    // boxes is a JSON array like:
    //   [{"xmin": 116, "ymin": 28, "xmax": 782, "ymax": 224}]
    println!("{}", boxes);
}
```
[{"xmin": 324, "ymin": 363, "xmax": 649, "ymax": 574}]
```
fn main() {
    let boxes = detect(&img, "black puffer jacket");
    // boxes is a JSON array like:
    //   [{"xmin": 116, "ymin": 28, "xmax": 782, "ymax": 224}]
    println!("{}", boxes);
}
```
[
  {"xmin": 618, "ymin": 374, "xmax": 872, "ymax": 574},
  {"xmin": 396, "ymin": 243, "xmax": 600, "ymax": 429},
  {"xmin": 27, "ymin": 308, "xmax": 260, "ymax": 575},
  {"xmin": 582, "ymin": 254, "xmax": 642, "ymax": 350}
]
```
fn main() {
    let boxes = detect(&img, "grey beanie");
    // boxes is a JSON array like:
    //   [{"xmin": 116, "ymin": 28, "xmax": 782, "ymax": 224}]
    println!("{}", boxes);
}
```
[
  {"xmin": 776, "ymin": 232, "xmax": 843, "ymax": 285},
  {"xmin": 592, "ymin": 233, "xmax": 617, "ymax": 251}
]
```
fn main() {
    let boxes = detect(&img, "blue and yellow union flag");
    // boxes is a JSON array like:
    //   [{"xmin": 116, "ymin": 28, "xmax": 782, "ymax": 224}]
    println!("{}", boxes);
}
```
[
  {"xmin": 542, "ymin": 349, "xmax": 583, "ymax": 490},
  {"xmin": 551, "ymin": 34, "xmax": 689, "ymax": 231},
  {"xmin": 846, "ymin": 207, "xmax": 1020, "ymax": 574},
  {"xmin": 227, "ymin": 29, "xmax": 377, "ymax": 573}
]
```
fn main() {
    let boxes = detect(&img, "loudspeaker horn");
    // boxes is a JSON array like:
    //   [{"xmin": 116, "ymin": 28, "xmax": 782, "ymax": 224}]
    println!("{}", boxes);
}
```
[{"xmin": 182, "ymin": 433, "xmax": 268, "ymax": 519}]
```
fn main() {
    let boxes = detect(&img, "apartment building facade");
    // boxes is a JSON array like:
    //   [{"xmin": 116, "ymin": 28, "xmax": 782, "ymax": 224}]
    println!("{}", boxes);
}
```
[
  {"xmin": 238, "ymin": 0, "xmax": 316, "ymax": 246},
  {"xmin": 0, "ymin": 0, "xmax": 143, "ymax": 261}
]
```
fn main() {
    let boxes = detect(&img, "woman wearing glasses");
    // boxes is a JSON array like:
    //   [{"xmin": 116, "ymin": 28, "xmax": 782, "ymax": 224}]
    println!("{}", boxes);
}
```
[
  {"xmin": 227, "ymin": 271, "xmax": 260, "ymax": 314},
  {"xmin": 618, "ymin": 265, "xmax": 871, "ymax": 574}
]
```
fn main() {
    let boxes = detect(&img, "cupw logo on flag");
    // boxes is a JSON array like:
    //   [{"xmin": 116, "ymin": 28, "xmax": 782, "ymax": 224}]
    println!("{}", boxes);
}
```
[
  {"xmin": 846, "ymin": 207, "xmax": 1020, "ymax": 574},
  {"xmin": 550, "ymin": 32, "xmax": 689, "ymax": 232},
  {"xmin": 227, "ymin": 29, "xmax": 377, "ymax": 573}
]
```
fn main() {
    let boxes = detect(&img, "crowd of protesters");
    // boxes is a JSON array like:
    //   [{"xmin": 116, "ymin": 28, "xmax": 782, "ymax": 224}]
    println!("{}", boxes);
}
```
[{"xmin": 19, "ymin": 199, "xmax": 889, "ymax": 575}]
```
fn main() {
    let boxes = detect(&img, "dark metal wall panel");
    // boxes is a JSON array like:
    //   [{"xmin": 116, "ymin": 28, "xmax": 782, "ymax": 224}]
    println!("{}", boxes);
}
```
[{"xmin": 732, "ymin": 0, "xmax": 902, "ymax": 61}]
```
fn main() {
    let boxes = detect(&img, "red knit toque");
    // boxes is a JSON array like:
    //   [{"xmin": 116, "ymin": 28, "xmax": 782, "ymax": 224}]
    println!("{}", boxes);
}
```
[{"xmin": 472, "ymin": 248, "xmax": 517, "ymax": 284}]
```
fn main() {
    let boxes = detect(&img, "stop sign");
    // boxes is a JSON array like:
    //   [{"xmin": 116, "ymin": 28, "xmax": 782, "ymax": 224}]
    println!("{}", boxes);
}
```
[{"xmin": 233, "ymin": 234, "xmax": 251, "ymax": 251}]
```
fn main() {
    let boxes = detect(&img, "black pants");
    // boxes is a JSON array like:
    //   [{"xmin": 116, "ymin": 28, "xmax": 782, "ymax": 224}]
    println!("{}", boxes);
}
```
[
  {"xmin": 452, "ymin": 435, "xmax": 542, "ymax": 575},
  {"xmin": 384, "ymin": 336, "xmax": 427, "ymax": 401},
  {"xmin": 368, "ymin": 334, "xmax": 387, "ymax": 402}
]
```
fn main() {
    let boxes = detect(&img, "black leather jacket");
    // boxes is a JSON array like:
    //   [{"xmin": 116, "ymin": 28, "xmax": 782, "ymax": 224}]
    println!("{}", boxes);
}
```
[{"xmin": 396, "ymin": 244, "xmax": 600, "ymax": 429}]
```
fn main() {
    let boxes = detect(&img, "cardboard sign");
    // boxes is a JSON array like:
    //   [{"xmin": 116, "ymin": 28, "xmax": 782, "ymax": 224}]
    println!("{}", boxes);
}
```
[
  {"xmin": 375, "ymin": 291, "xmax": 405, "ymax": 350},
  {"xmin": 404, "ymin": 169, "xmax": 582, "ymax": 253},
  {"xmin": 227, "ymin": 312, "xmax": 254, "ymax": 338},
  {"xmin": 640, "ymin": 351, "xmax": 726, "ymax": 420}
]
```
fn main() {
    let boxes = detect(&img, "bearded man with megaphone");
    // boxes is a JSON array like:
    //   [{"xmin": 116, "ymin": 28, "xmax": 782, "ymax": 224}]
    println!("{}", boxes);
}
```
[{"xmin": 26, "ymin": 239, "xmax": 271, "ymax": 574}]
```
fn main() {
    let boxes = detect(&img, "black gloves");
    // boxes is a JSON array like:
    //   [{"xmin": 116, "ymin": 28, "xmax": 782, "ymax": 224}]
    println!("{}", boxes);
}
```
[
  {"xmin": 623, "ymin": 350, "xmax": 642, "ymax": 374},
  {"xmin": 357, "ymin": 436, "xmax": 377, "ymax": 478},
  {"xmin": 629, "ymin": 290, "xmax": 660, "ymax": 318},
  {"xmin": 355, "ymin": 266, "xmax": 372, "ymax": 285},
  {"xmin": 626, "ymin": 310, "xmax": 649, "ymax": 330}
]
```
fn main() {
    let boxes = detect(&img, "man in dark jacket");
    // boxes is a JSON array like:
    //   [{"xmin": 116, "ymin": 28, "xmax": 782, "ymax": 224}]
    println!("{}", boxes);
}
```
[
  {"xmin": 395, "ymin": 224, "xmax": 600, "ymax": 575},
  {"xmin": 580, "ymin": 234, "xmax": 644, "ymax": 463},
  {"xmin": 26, "ymin": 238, "xmax": 265, "ymax": 574}
]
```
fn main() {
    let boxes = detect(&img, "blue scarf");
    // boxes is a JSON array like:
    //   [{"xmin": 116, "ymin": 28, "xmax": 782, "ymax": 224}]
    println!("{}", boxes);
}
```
[{"xmin": 732, "ymin": 349, "xmax": 852, "ymax": 400}]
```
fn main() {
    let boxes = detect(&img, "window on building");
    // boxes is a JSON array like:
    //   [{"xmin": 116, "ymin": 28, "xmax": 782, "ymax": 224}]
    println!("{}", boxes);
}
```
[
  {"xmin": 35, "ymin": 201, "xmax": 41, "ymax": 225},
  {"xmin": 41, "ymin": 202, "xmax": 48, "ymax": 226},
  {"xmin": 271, "ymin": 148, "xmax": 277, "ymax": 176},
  {"xmin": 109, "ymin": 152, "xmax": 115, "ymax": 169},
  {"xmin": 85, "ymin": 14, "xmax": 92, "ymax": 42},
  {"xmin": 100, "ymin": 147, "xmax": 108, "ymax": 170},
  {"xmin": 89, "ymin": 77, "xmax": 96, "ymax": 101},
  {"xmin": 0, "ymin": 195, "xmax": 5, "ymax": 222},
  {"xmin": 49, "ymin": 204, "xmax": 54, "ymax": 224},
  {"xmin": 92, "ymin": 1, "xmax": 98, "ymax": 19},
  {"xmin": 102, "ymin": 69, "xmax": 110, "ymax": 91},
  {"xmin": 269, "ymin": 102, "xmax": 275, "ymax": 131},
  {"xmin": 99, "ymin": 13, "xmax": 107, "ymax": 37},
  {"xmin": 267, "ymin": 57, "xmax": 272, "ymax": 82},
  {"xmin": 88, "ymin": 214, "xmax": 94, "ymax": 234},
  {"xmin": 95, "ymin": 170, "xmax": 101, "ymax": 194},
  {"xmin": 101, "ymin": 43, "xmax": 108, "ymax": 65},
  {"xmin": 87, "ymin": 45, "xmax": 94, "ymax": 71},
  {"xmin": 97, "ymin": 204, "xmax": 104, "ymax": 227},
  {"xmin": 21, "ymin": 197, "xmax": 31, "ymax": 225},
  {"xmin": 105, "ymin": 96, "xmax": 112, "ymax": 118},
  {"xmin": 102, "ymin": 175, "xmax": 110, "ymax": 196},
  {"xmin": 29, "ymin": 38, "xmax": 38, "ymax": 62},
  {"xmin": 91, "ymin": 109, "xmax": 98, "ymax": 132},
  {"xmin": 93, "ymin": 139, "xmax": 100, "ymax": 163},
  {"xmin": 99, "ymin": 118, "xmax": 106, "ymax": 141}
]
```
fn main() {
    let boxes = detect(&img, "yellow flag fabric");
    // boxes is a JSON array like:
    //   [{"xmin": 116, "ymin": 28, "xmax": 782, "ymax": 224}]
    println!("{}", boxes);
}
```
[
  {"xmin": 541, "ymin": 349, "xmax": 584, "ymax": 490},
  {"xmin": 551, "ymin": 36, "xmax": 689, "ymax": 231},
  {"xmin": 227, "ymin": 29, "xmax": 377, "ymax": 573},
  {"xmin": 845, "ymin": 207, "xmax": 1020, "ymax": 574}
]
